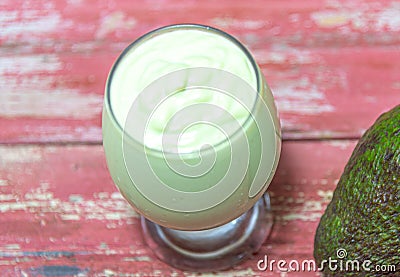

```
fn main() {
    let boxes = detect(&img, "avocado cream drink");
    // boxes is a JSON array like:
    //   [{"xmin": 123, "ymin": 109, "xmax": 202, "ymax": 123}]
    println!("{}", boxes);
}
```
[
  {"xmin": 110, "ymin": 29, "xmax": 257, "ymax": 152},
  {"xmin": 102, "ymin": 25, "xmax": 281, "ymax": 230}
]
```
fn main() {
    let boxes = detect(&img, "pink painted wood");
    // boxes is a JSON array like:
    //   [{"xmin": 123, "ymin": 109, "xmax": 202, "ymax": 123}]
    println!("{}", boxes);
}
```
[
  {"xmin": 0, "ymin": 0, "xmax": 399, "ymax": 276},
  {"xmin": 0, "ymin": 0, "xmax": 399, "ymax": 143},
  {"xmin": 0, "ymin": 141, "xmax": 356, "ymax": 276}
]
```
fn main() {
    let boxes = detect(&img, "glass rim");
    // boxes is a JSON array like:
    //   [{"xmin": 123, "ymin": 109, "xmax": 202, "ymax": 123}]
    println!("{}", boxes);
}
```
[{"xmin": 105, "ymin": 23, "xmax": 263, "ymax": 154}]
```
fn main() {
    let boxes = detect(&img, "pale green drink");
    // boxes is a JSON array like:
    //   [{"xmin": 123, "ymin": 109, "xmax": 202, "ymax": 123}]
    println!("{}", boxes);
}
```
[{"xmin": 103, "ymin": 25, "xmax": 281, "ymax": 230}]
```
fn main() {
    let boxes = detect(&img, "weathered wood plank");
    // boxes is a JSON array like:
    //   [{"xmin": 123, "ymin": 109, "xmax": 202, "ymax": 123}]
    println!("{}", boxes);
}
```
[
  {"xmin": 0, "ymin": 140, "xmax": 356, "ymax": 275},
  {"xmin": 1, "ymin": 0, "xmax": 399, "ymax": 143},
  {"xmin": 1, "ymin": 0, "xmax": 400, "ymax": 51},
  {"xmin": 1, "ymin": 46, "xmax": 398, "ymax": 142}
]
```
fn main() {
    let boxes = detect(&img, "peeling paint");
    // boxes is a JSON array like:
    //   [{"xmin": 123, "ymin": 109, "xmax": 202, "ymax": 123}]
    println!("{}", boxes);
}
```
[
  {"xmin": 122, "ymin": 256, "xmax": 152, "ymax": 262},
  {"xmin": 0, "ymin": 178, "xmax": 138, "ymax": 222},
  {"xmin": 69, "ymin": 194, "xmax": 84, "ymax": 203},
  {"xmin": 4, "ymin": 244, "xmax": 21, "ymax": 250},
  {"xmin": 0, "ymin": 194, "xmax": 16, "ymax": 201},
  {"xmin": 0, "ymin": 11, "xmax": 62, "ymax": 39},
  {"xmin": 0, "ymin": 201, "xmax": 42, "ymax": 212},
  {"xmin": 274, "ymin": 78, "xmax": 335, "ymax": 115},
  {"xmin": 0, "ymin": 54, "xmax": 102, "ymax": 120},
  {"xmin": 98, "ymin": 242, "xmax": 108, "ymax": 249},
  {"xmin": 96, "ymin": 11, "xmax": 136, "ymax": 39},
  {"xmin": 0, "ymin": 91, "xmax": 102, "ymax": 119},
  {"xmin": 0, "ymin": 179, "xmax": 10, "ymax": 186},
  {"xmin": 0, "ymin": 147, "xmax": 42, "ymax": 164},
  {"xmin": 317, "ymin": 190, "xmax": 334, "ymax": 202},
  {"xmin": 375, "ymin": 3, "xmax": 400, "ymax": 31},
  {"xmin": 0, "ymin": 260, "xmax": 17, "ymax": 266},
  {"xmin": 320, "ymin": 179, "xmax": 328, "ymax": 185},
  {"xmin": 211, "ymin": 17, "xmax": 266, "ymax": 30},
  {"xmin": 328, "ymin": 140, "xmax": 354, "ymax": 150},
  {"xmin": 25, "ymin": 192, "xmax": 53, "ymax": 201},
  {"xmin": 0, "ymin": 55, "xmax": 61, "ymax": 74},
  {"xmin": 60, "ymin": 214, "xmax": 81, "ymax": 221},
  {"xmin": 312, "ymin": 2, "xmax": 400, "ymax": 31},
  {"xmin": 303, "ymin": 200, "xmax": 323, "ymax": 211},
  {"xmin": 311, "ymin": 11, "xmax": 350, "ymax": 28},
  {"xmin": 111, "ymin": 192, "xmax": 123, "ymax": 199},
  {"xmin": 280, "ymin": 212, "xmax": 322, "ymax": 221},
  {"xmin": 102, "ymin": 269, "xmax": 117, "ymax": 277}
]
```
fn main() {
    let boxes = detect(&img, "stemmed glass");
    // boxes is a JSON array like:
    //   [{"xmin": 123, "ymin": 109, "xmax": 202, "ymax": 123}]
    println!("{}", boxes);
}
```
[{"xmin": 102, "ymin": 24, "xmax": 281, "ymax": 271}]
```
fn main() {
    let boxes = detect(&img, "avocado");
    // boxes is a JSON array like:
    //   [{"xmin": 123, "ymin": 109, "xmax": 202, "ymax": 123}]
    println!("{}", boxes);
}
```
[{"xmin": 314, "ymin": 105, "xmax": 399, "ymax": 276}]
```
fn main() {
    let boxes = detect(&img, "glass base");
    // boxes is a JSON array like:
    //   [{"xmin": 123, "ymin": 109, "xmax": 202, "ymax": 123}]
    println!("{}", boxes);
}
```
[{"xmin": 141, "ymin": 193, "xmax": 273, "ymax": 272}]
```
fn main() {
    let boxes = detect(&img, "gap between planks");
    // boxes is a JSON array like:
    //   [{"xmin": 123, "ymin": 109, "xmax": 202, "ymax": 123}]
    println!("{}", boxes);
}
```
[{"xmin": 0, "ymin": 136, "xmax": 362, "ymax": 147}]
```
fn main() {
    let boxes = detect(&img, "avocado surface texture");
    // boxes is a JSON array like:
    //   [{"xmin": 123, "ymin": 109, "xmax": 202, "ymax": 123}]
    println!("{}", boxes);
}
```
[{"xmin": 314, "ymin": 105, "xmax": 399, "ymax": 276}]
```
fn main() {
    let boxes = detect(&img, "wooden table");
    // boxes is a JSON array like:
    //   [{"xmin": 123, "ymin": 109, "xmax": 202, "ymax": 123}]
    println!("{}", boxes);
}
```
[{"xmin": 1, "ymin": 0, "xmax": 399, "ymax": 276}]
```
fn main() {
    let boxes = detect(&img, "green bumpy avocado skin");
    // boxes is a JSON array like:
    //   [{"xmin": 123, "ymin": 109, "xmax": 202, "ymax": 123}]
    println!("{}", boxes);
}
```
[{"xmin": 314, "ymin": 105, "xmax": 400, "ymax": 276}]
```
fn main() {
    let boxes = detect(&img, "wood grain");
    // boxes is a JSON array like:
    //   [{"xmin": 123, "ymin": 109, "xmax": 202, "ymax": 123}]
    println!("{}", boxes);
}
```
[
  {"xmin": 0, "ymin": 140, "xmax": 356, "ymax": 276},
  {"xmin": 1, "ymin": 0, "xmax": 399, "ymax": 143},
  {"xmin": 1, "ymin": 0, "xmax": 398, "ymax": 276}
]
